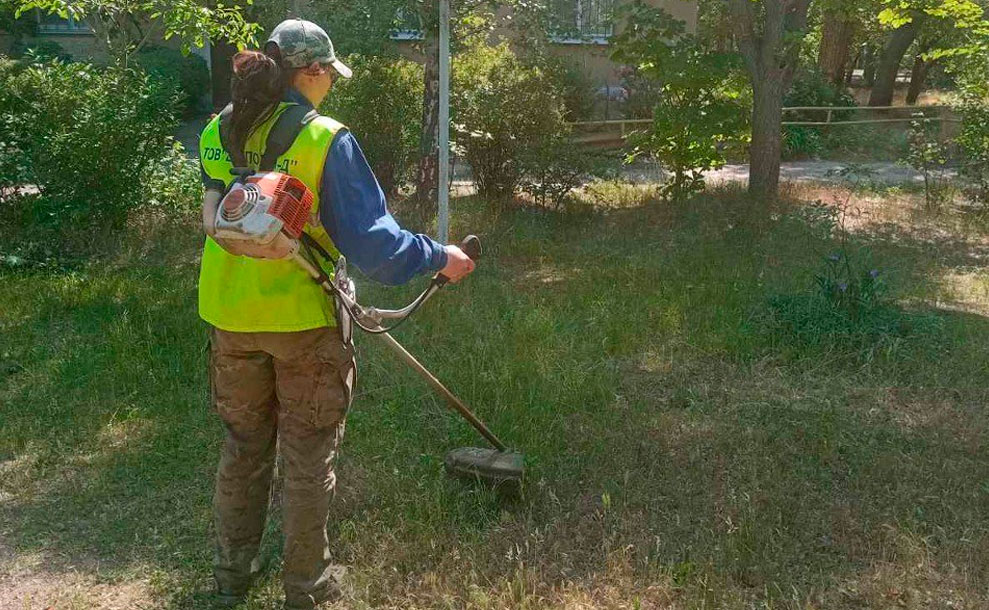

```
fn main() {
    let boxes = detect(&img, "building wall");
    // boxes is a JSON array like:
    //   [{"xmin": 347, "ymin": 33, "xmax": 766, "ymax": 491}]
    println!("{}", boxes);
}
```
[
  {"xmin": 547, "ymin": 0, "xmax": 697, "ymax": 90},
  {"xmin": 3, "ymin": 33, "xmax": 112, "ymax": 63},
  {"xmin": 3, "ymin": 0, "xmax": 698, "ymax": 113},
  {"xmin": 394, "ymin": 0, "xmax": 698, "ymax": 114},
  {"xmin": 0, "ymin": 12, "xmax": 191, "ymax": 65}
]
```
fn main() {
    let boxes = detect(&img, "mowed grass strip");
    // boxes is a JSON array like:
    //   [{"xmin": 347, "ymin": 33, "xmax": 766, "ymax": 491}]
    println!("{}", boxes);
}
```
[{"xmin": 1, "ymin": 186, "xmax": 988, "ymax": 609}]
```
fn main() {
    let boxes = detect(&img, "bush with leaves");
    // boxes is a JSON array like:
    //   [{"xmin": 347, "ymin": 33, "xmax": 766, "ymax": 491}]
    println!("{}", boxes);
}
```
[
  {"xmin": 905, "ymin": 115, "xmax": 952, "ymax": 212},
  {"xmin": 452, "ymin": 42, "xmax": 569, "ymax": 201},
  {"xmin": 10, "ymin": 39, "xmax": 72, "ymax": 62},
  {"xmin": 0, "ymin": 57, "xmax": 180, "ymax": 231},
  {"xmin": 134, "ymin": 46, "xmax": 210, "ymax": 117},
  {"xmin": 616, "ymin": 64, "xmax": 663, "ymax": 120},
  {"xmin": 954, "ymin": 96, "xmax": 989, "ymax": 204},
  {"xmin": 145, "ymin": 140, "xmax": 202, "ymax": 216},
  {"xmin": 0, "ymin": 58, "xmax": 29, "ymax": 202},
  {"xmin": 519, "ymin": 135, "xmax": 611, "ymax": 209},
  {"xmin": 782, "ymin": 68, "xmax": 856, "ymax": 159},
  {"xmin": 611, "ymin": 2, "xmax": 748, "ymax": 201},
  {"xmin": 321, "ymin": 55, "xmax": 423, "ymax": 196},
  {"xmin": 550, "ymin": 58, "xmax": 596, "ymax": 122}
]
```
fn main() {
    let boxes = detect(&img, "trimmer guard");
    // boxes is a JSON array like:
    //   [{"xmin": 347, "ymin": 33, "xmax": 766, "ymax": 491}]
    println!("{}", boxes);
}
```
[{"xmin": 444, "ymin": 447, "xmax": 525, "ymax": 487}]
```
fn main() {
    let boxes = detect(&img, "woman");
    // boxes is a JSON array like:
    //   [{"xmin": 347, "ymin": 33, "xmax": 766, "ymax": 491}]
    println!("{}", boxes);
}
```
[{"xmin": 198, "ymin": 19, "xmax": 474, "ymax": 609}]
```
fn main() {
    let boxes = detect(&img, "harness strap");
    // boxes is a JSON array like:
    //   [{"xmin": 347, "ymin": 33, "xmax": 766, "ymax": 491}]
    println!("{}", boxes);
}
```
[
  {"xmin": 260, "ymin": 105, "xmax": 319, "ymax": 171},
  {"xmin": 217, "ymin": 103, "xmax": 319, "ymax": 171}
]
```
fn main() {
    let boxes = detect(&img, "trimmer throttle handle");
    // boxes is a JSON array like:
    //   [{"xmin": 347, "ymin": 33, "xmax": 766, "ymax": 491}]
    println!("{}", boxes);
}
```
[
  {"xmin": 435, "ymin": 234, "xmax": 481, "ymax": 287},
  {"xmin": 460, "ymin": 235, "xmax": 482, "ymax": 261}
]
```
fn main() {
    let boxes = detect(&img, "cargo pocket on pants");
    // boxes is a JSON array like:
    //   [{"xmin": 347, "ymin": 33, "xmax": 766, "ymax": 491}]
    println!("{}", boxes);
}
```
[{"xmin": 311, "ymin": 342, "xmax": 353, "ymax": 430}]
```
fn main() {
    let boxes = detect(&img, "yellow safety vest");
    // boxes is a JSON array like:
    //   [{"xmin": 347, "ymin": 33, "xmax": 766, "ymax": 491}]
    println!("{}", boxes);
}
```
[{"xmin": 198, "ymin": 102, "xmax": 345, "ymax": 332}]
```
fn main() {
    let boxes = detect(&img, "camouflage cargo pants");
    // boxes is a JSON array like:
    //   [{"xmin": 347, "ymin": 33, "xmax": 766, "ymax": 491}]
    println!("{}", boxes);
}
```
[{"xmin": 209, "ymin": 326, "xmax": 355, "ymax": 608}]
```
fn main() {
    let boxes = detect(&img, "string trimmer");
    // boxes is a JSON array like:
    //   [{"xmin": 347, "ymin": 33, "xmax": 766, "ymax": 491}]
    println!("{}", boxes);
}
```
[{"xmin": 209, "ymin": 169, "xmax": 524, "ymax": 488}]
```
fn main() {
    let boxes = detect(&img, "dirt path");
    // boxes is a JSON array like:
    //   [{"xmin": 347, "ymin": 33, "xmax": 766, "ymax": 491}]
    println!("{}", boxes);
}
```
[
  {"xmin": 622, "ymin": 160, "xmax": 949, "ymax": 187},
  {"xmin": 177, "ymin": 118, "xmax": 935, "ymax": 189}
]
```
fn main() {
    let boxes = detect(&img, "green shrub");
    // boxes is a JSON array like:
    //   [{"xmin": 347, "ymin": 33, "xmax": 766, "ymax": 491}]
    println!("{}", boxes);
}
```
[
  {"xmin": 0, "ymin": 58, "xmax": 181, "ymax": 231},
  {"xmin": 783, "ymin": 126, "xmax": 824, "ymax": 158},
  {"xmin": 617, "ymin": 65, "xmax": 663, "ymax": 119},
  {"xmin": 547, "ymin": 57, "xmax": 596, "ymax": 122},
  {"xmin": 519, "ymin": 135, "xmax": 608, "ymax": 208},
  {"xmin": 0, "ymin": 58, "xmax": 29, "ymax": 202},
  {"xmin": 955, "ymin": 97, "xmax": 989, "ymax": 204},
  {"xmin": 145, "ymin": 140, "xmax": 203, "ymax": 216},
  {"xmin": 784, "ymin": 68, "xmax": 856, "ymax": 111},
  {"xmin": 321, "ymin": 55, "xmax": 423, "ymax": 196},
  {"xmin": 905, "ymin": 116, "xmax": 952, "ymax": 212},
  {"xmin": 611, "ymin": 3, "xmax": 748, "ymax": 201},
  {"xmin": 134, "ymin": 46, "xmax": 210, "ymax": 116},
  {"xmin": 453, "ymin": 43, "xmax": 570, "ymax": 201},
  {"xmin": 782, "ymin": 69, "xmax": 856, "ymax": 159},
  {"xmin": 10, "ymin": 39, "xmax": 72, "ymax": 62}
]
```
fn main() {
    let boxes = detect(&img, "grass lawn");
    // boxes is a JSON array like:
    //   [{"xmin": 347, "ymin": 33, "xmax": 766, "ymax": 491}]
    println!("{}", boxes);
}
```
[{"xmin": 2, "ymin": 184, "xmax": 989, "ymax": 609}]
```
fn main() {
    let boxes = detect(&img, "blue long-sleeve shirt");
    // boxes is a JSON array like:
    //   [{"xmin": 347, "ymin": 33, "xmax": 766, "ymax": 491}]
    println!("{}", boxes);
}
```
[
  {"xmin": 320, "ymin": 126, "xmax": 447, "ymax": 285},
  {"xmin": 293, "ymin": 89, "xmax": 447, "ymax": 285},
  {"xmin": 206, "ymin": 90, "xmax": 447, "ymax": 285}
]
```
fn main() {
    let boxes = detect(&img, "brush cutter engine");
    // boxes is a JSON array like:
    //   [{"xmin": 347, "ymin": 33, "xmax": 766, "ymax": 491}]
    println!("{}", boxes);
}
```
[{"xmin": 213, "ymin": 171, "xmax": 313, "ymax": 258}]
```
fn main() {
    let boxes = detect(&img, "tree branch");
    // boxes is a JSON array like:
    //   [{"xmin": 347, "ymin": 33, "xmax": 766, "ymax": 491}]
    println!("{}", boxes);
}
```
[{"xmin": 728, "ymin": 0, "xmax": 760, "ymax": 78}]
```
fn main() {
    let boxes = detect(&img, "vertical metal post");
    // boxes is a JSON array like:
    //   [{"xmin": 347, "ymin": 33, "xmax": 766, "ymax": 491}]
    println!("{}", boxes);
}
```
[{"xmin": 438, "ymin": 0, "xmax": 451, "ymax": 243}]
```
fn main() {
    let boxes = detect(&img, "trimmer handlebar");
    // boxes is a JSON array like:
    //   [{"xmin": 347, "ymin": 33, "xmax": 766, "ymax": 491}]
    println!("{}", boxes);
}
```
[{"xmin": 435, "ymin": 234, "xmax": 482, "ymax": 287}]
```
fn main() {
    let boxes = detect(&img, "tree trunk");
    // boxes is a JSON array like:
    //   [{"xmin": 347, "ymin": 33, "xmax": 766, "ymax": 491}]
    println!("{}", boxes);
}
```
[
  {"xmin": 868, "ymin": 20, "xmax": 920, "ymax": 107},
  {"xmin": 905, "ymin": 54, "xmax": 929, "ymax": 105},
  {"xmin": 749, "ymin": 77, "xmax": 785, "ymax": 198},
  {"xmin": 728, "ymin": 0, "xmax": 810, "ymax": 200},
  {"xmin": 412, "ymin": 28, "xmax": 440, "ymax": 218},
  {"xmin": 863, "ymin": 44, "xmax": 877, "ymax": 86},
  {"xmin": 818, "ymin": 13, "xmax": 855, "ymax": 87}
]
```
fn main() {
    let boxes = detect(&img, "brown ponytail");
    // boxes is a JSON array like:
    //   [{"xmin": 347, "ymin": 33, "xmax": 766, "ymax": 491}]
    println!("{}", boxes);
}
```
[{"xmin": 229, "ymin": 46, "xmax": 293, "ymax": 162}]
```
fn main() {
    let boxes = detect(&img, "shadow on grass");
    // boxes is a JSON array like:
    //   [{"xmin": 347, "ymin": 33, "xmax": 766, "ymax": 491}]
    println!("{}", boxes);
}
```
[{"xmin": 2, "ymin": 192, "xmax": 988, "ymax": 608}]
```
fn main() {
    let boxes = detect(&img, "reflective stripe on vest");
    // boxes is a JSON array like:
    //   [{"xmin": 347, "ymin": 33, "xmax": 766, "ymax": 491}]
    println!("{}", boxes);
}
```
[{"xmin": 198, "ymin": 102, "xmax": 346, "ymax": 332}]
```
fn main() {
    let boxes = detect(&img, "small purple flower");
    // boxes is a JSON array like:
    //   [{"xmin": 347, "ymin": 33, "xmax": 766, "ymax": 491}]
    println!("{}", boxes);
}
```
[
  {"xmin": 827, "ymin": 253, "xmax": 841, "ymax": 262},
  {"xmin": 838, "ymin": 283, "xmax": 848, "ymax": 292},
  {"xmin": 869, "ymin": 269, "xmax": 880, "ymax": 279}
]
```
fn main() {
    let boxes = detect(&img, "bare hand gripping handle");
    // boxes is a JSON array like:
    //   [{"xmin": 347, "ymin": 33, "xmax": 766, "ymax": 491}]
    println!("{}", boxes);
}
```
[{"xmin": 435, "ymin": 234, "xmax": 482, "ymax": 288}]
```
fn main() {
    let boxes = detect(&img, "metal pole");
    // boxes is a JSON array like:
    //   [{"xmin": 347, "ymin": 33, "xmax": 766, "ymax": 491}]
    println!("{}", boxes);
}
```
[{"xmin": 437, "ymin": 0, "xmax": 450, "ymax": 243}]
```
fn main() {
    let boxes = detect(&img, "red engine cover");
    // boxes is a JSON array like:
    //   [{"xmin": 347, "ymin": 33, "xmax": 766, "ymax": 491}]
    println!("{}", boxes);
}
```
[{"xmin": 247, "ymin": 172, "xmax": 313, "ymax": 238}]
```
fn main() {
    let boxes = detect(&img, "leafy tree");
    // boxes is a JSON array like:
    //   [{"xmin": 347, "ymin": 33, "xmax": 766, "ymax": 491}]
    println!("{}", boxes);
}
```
[
  {"xmin": 868, "ymin": 0, "xmax": 987, "ymax": 106},
  {"xmin": 0, "ymin": 0, "xmax": 37, "ymax": 43},
  {"xmin": 321, "ymin": 55, "xmax": 423, "ymax": 196},
  {"xmin": 13, "ymin": 0, "xmax": 258, "ymax": 63},
  {"xmin": 311, "ymin": 0, "xmax": 499, "ymax": 221},
  {"xmin": 728, "ymin": 0, "xmax": 813, "ymax": 198},
  {"xmin": 611, "ymin": 2, "xmax": 748, "ymax": 201},
  {"xmin": 451, "ymin": 41, "xmax": 567, "ymax": 201},
  {"xmin": 815, "ymin": 0, "xmax": 877, "ymax": 85}
]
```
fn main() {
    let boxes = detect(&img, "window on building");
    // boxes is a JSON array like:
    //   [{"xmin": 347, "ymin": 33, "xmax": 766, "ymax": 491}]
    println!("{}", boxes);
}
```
[
  {"xmin": 550, "ymin": 0, "xmax": 615, "ymax": 44},
  {"xmin": 36, "ymin": 10, "xmax": 93, "ymax": 34},
  {"xmin": 389, "ymin": 8, "xmax": 424, "ymax": 41}
]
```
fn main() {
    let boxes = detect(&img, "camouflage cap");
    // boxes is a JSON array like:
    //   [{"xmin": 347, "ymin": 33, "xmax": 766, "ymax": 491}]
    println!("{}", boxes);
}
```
[{"xmin": 267, "ymin": 19, "xmax": 352, "ymax": 78}]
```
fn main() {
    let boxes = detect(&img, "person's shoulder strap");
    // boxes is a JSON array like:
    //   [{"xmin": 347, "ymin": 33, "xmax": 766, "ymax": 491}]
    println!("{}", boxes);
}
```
[
  {"xmin": 260, "ymin": 104, "xmax": 320, "ymax": 171},
  {"xmin": 216, "ymin": 104, "xmax": 247, "ymax": 167}
]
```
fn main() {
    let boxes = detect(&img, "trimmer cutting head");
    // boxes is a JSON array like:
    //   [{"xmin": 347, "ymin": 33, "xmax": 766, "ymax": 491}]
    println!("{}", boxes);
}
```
[{"xmin": 444, "ymin": 447, "xmax": 524, "ymax": 489}]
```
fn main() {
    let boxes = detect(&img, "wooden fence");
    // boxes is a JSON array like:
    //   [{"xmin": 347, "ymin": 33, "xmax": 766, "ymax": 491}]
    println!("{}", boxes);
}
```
[{"xmin": 569, "ymin": 105, "xmax": 960, "ymax": 147}]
